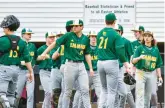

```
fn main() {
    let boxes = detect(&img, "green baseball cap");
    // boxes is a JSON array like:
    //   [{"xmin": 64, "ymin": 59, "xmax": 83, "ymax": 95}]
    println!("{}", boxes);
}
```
[
  {"xmin": 118, "ymin": 24, "xmax": 123, "ymax": 32},
  {"xmin": 131, "ymin": 25, "xmax": 145, "ymax": 32},
  {"xmin": 66, "ymin": 20, "xmax": 73, "ymax": 27},
  {"xmin": 105, "ymin": 13, "xmax": 117, "ymax": 21},
  {"xmin": 88, "ymin": 31, "xmax": 97, "ymax": 37},
  {"xmin": 70, "ymin": 19, "xmax": 83, "ymax": 26},
  {"xmin": 45, "ymin": 32, "xmax": 56, "ymax": 38},
  {"xmin": 21, "ymin": 28, "xmax": 34, "ymax": 34}
]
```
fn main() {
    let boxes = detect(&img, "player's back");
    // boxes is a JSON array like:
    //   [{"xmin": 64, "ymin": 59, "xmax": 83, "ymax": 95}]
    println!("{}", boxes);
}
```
[
  {"xmin": 97, "ymin": 27, "xmax": 123, "ymax": 60},
  {"xmin": 0, "ymin": 35, "xmax": 29, "ymax": 65}
]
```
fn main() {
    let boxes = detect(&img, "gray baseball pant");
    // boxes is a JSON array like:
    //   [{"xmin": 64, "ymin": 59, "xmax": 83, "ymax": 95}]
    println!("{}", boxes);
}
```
[
  {"xmin": 151, "ymin": 71, "xmax": 158, "ymax": 108},
  {"xmin": 135, "ymin": 69, "xmax": 154, "ymax": 108},
  {"xmin": 57, "ymin": 64, "xmax": 65, "ymax": 108},
  {"xmin": 73, "ymin": 71, "xmax": 101, "ymax": 108},
  {"xmin": 62, "ymin": 62, "xmax": 91, "ymax": 108},
  {"xmin": 39, "ymin": 69, "xmax": 51, "ymax": 108},
  {"xmin": 16, "ymin": 69, "xmax": 34, "ymax": 108},
  {"xmin": 0, "ymin": 65, "xmax": 19, "ymax": 107},
  {"xmin": 97, "ymin": 60, "xmax": 119, "ymax": 108},
  {"xmin": 51, "ymin": 67, "xmax": 63, "ymax": 108}
]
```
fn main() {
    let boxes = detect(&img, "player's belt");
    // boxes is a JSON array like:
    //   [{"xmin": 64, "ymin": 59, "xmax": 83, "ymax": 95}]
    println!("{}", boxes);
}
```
[
  {"xmin": 68, "ymin": 60, "xmax": 83, "ymax": 63},
  {"xmin": 141, "ymin": 68, "xmax": 152, "ymax": 72}
]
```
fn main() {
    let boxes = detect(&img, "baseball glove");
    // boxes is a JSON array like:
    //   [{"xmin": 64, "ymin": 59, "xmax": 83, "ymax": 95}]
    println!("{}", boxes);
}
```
[{"xmin": 123, "ymin": 73, "xmax": 136, "ymax": 85}]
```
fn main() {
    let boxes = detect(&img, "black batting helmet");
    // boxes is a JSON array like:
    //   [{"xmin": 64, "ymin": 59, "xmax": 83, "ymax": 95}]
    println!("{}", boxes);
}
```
[{"xmin": 0, "ymin": 15, "xmax": 20, "ymax": 31}]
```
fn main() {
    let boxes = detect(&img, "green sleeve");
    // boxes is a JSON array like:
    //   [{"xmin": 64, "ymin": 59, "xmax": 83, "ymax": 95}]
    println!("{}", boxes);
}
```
[
  {"xmin": 50, "ymin": 47, "xmax": 60, "ymax": 58},
  {"xmin": 125, "ymin": 40, "xmax": 134, "ymax": 59},
  {"xmin": 33, "ymin": 44, "xmax": 37, "ymax": 64},
  {"xmin": 115, "ymin": 34, "xmax": 126, "ymax": 63},
  {"xmin": 37, "ymin": 47, "xmax": 43, "ymax": 56},
  {"xmin": 156, "ymin": 48, "xmax": 163, "ymax": 68},
  {"xmin": 56, "ymin": 33, "xmax": 68, "ymax": 46},
  {"xmin": 84, "ymin": 38, "xmax": 91, "ymax": 55},
  {"xmin": 21, "ymin": 42, "xmax": 31, "ymax": 63},
  {"xmin": 50, "ymin": 48, "xmax": 56, "ymax": 58},
  {"xmin": 133, "ymin": 46, "xmax": 141, "ymax": 58}
]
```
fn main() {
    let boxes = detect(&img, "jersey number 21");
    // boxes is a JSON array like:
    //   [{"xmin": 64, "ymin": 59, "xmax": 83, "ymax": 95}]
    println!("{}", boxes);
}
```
[{"xmin": 98, "ymin": 37, "xmax": 108, "ymax": 49}]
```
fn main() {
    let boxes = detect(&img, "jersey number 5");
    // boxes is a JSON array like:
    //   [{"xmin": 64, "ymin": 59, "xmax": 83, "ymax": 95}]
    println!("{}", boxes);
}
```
[
  {"xmin": 9, "ymin": 50, "xmax": 18, "ymax": 58},
  {"xmin": 98, "ymin": 37, "xmax": 108, "ymax": 49}
]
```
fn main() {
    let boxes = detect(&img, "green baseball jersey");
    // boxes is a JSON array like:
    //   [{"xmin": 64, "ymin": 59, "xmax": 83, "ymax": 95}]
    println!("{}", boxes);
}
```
[
  {"xmin": 133, "ymin": 45, "xmax": 163, "ymax": 71},
  {"xmin": 20, "ymin": 42, "xmax": 37, "ymax": 69},
  {"xmin": 56, "ymin": 45, "xmax": 66, "ymax": 65},
  {"xmin": 56, "ymin": 32, "xmax": 90, "ymax": 61},
  {"xmin": 0, "ymin": 35, "xmax": 31, "ymax": 65},
  {"xmin": 51, "ymin": 45, "xmax": 64, "ymax": 69},
  {"xmin": 37, "ymin": 44, "xmax": 53, "ymax": 69},
  {"xmin": 59, "ymin": 45, "xmax": 65, "ymax": 64},
  {"xmin": 119, "ymin": 37, "xmax": 134, "ymax": 67},
  {"xmin": 97, "ymin": 27, "xmax": 126, "ymax": 63},
  {"xmin": 131, "ymin": 40, "xmax": 141, "ymax": 53},
  {"xmin": 84, "ymin": 45, "xmax": 98, "ymax": 71}
]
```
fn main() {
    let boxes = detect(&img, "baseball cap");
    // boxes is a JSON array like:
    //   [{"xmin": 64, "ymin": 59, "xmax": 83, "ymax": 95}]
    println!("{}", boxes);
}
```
[
  {"xmin": 45, "ymin": 32, "xmax": 56, "ymax": 38},
  {"xmin": 21, "ymin": 28, "xmax": 34, "ymax": 34},
  {"xmin": 70, "ymin": 19, "xmax": 83, "ymax": 26},
  {"xmin": 114, "ymin": 24, "xmax": 120, "ymax": 31},
  {"xmin": 142, "ymin": 31, "xmax": 153, "ymax": 36},
  {"xmin": 56, "ymin": 31, "xmax": 65, "ymax": 36},
  {"xmin": 118, "ymin": 24, "xmax": 123, "ymax": 33},
  {"xmin": 88, "ymin": 31, "xmax": 97, "ymax": 37},
  {"xmin": 66, "ymin": 20, "xmax": 73, "ymax": 27},
  {"xmin": 131, "ymin": 25, "xmax": 145, "ymax": 32},
  {"xmin": 105, "ymin": 13, "xmax": 117, "ymax": 21}
]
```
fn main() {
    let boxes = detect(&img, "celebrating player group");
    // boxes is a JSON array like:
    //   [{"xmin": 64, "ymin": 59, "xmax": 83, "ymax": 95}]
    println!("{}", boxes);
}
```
[{"xmin": 0, "ymin": 13, "xmax": 163, "ymax": 108}]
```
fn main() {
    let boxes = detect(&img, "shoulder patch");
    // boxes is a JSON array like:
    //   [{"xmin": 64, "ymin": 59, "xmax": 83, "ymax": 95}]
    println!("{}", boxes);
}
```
[{"xmin": 103, "ymin": 32, "xmax": 106, "ymax": 36}]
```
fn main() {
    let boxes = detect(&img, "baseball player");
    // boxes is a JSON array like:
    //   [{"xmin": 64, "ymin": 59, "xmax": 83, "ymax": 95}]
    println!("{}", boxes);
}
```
[
  {"xmin": 40, "ymin": 19, "xmax": 94, "ymax": 108},
  {"xmin": 114, "ymin": 24, "xmax": 135, "ymax": 108},
  {"xmin": 0, "ymin": 15, "xmax": 33, "ymax": 108},
  {"xmin": 50, "ymin": 20, "xmax": 74, "ymax": 108},
  {"xmin": 131, "ymin": 25, "xmax": 145, "ymax": 53},
  {"xmin": 72, "ymin": 31, "xmax": 101, "ymax": 108},
  {"xmin": 37, "ymin": 32, "xmax": 56, "ymax": 108},
  {"xmin": 130, "ymin": 25, "xmax": 145, "ymax": 101},
  {"xmin": 57, "ymin": 20, "xmax": 75, "ymax": 108},
  {"xmin": 132, "ymin": 31, "xmax": 163, "ymax": 108},
  {"xmin": 50, "ymin": 31, "xmax": 65, "ymax": 108},
  {"xmin": 149, "ymin": 39, "xmax": 161, "ymax": 108},
  {"xmin": 97, "ymin": 13, "xmax": 131, "ymax": 108},
  {"xmin": 15, "ymin": 28, "xmax": 36, "ymax": 108}
]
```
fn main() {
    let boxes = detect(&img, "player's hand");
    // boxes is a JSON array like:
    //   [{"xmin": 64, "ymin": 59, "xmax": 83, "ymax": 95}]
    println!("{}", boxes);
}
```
[
  {"xmin": 40, "ymin": 54, "xmax": 46, "ymax": 60},
  {"xmin": 126, "ymin": 67, "xmax": 132, "ymax": 74},
  {"xmin": 45, "ymin": 54, "xmax": 50, "ymax": 59},
  {"xmin": 27, "ymin": 72, "xmax": 33, "ymax": 82},
  {"xmin": 21, "ymin": 61, "xmax": 25, "ymax": 65},
  {"xmin": 123, "ymin": 62, "xmax": 132, "ymax": 73},
  {"xmin": 90, "ymin": 69, "xmax": 94, "ymax": 76}
]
